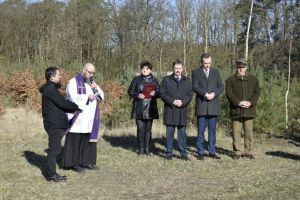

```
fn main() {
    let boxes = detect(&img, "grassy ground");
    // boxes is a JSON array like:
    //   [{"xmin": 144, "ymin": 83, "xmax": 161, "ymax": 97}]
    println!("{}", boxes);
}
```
[{"xmin": 0, "ymin": 108, "xmax": 299, "ymax": 200}]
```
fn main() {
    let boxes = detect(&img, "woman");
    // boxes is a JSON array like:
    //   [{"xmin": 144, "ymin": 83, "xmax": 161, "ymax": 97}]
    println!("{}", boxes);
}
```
[{"xmin": 128, "ymin": 61, "xmax": 159, "ymax": 155}]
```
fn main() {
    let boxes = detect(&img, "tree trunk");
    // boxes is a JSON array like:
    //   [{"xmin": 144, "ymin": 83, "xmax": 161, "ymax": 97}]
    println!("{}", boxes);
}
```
[
  {"xmin": 245, "ymin": 0, "xmax": 254, "ymax": 61},
  {"xmin": 285, "ymin": 36, "xmax": 292, "ymax": 131}
]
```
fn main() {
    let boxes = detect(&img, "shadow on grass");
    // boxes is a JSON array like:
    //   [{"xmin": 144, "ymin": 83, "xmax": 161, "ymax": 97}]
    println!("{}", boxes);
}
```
[
  {"xmin": 23, "ymin": 148, "xmax": 64, "ymax": 179},
  {"xmin": 271, "ymin": 132, "xmax": 300, "ymax": 147},
  {"xmin": 23, "ymin": 150, "xmax": 48, "ymax": 179},
  {"xmin": 102, "ymin": 134, "xmax": 166, "ymax": 158},
  {"xmin": 102, "ymin": 135, "xmax": 234, "ymax": 159},
  {"xmin": 266, "ymin": 151, "xmax": 300, "ymax": 161}
]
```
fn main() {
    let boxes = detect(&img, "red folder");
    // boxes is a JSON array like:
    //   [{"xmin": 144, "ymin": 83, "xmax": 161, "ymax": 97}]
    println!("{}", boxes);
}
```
[{"xmin": 143, "ymin": 83, "xmax": 156, "ymax": 99}]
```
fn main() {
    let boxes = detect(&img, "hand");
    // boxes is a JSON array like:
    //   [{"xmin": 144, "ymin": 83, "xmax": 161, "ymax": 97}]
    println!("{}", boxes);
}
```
[
  {"xmin": 208, "ymin": 92, "xmax": 215, "ymax": 100},
  {"xmin": 206, "ymin": 92, "xmax": 215, "ymax": 101},
  {"xmin": 138, "ymin": 93, "xmax": 145, "ymax": 99},
  {"xmin": 173, "ymin": 100, "xmax": 183, "ymax": 107},
  {"xmin": 150, "ymin": 91, "xmax": 155, "ymax": 96},
  {"xmin": 88, "ymin": 94, "xmax": 96, "ymax": 101},
  {"xmin": 90, "ymin": 82, "xmax": 97, "ymax": 89},
  {"xmin": 239, "ymin": 101, "xmax": 251, "ymax": 108}
]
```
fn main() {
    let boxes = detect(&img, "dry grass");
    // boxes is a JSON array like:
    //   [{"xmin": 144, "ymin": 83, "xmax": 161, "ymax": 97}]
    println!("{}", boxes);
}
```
[{"xmin": 0, "ymin": 108, "xmax": 299, "ymax": 200}]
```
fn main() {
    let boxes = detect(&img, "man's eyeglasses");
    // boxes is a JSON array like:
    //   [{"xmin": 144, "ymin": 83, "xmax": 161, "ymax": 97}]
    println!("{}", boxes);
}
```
[{"xmin": 86, "ymin": 69, "xmax": 95, "ymax": 75}]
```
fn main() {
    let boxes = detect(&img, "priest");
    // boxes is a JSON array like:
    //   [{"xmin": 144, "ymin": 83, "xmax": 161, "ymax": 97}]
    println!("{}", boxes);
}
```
[{"xmin": 62, "ymin": 63, "xmax": 104, "ymax": 172}]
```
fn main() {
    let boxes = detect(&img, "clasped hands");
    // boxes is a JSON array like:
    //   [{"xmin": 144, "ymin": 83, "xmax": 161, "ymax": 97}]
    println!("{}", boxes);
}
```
[
  {"xmin": 239, "ymin": 101, "xmax": 251, "ymax": 108},
  {"xmin": 205, "ymin": 92, "xmax": 215, "ymax": 101},
  {"xmin": 173, "ymin": 99, "xmax": 183, "ymax": 107},
  {"xmin": 138, "ymin": 91, "xmax": 155, "ymax": 99}
]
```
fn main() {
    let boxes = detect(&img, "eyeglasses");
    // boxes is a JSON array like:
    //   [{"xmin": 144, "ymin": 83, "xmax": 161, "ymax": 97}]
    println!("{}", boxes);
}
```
[{"xmin": 86, "ymin": 69, "xmax": 95, "ymax": 75}]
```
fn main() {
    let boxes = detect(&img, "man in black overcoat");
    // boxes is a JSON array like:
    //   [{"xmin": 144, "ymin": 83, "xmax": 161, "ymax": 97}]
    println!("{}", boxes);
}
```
[{"xmin": 160, "ymin": 60, "xmax": 193, "ymax": 160}]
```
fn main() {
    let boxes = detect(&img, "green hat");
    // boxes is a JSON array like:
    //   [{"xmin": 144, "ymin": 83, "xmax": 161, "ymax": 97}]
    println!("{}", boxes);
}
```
[{"xmin": 236, "ymin": 59, "xmax": 247, "ymax": 67}]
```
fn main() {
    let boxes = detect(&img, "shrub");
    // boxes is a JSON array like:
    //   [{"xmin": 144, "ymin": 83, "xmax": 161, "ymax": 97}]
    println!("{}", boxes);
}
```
[
  {"xmin": 100, "ymin": 80, "xmax": 129, "ymax": 126},
  {"xmin": 5, "ymin": 69, "xmax": 39, "ymax": 105}
]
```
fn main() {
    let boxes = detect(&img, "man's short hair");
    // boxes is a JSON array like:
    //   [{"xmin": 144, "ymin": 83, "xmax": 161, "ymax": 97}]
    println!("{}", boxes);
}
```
[
  {"xmin": 200, "ymin": 53, "xmax": 212, "ymax": 62},
  {"xmin": 172, "ymin": 60, "xmax": 183, "ymax": 68},
  {"xmin": 140, "ymin": 61, "xmax": 152, "ymax": 70},
  {"xmin": 45, "ymin": 66, "xmax": 59, "ymax": 81}
]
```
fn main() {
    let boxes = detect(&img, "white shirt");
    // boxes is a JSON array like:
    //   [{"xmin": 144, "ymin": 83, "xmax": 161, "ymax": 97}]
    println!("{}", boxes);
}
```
[
  {"xmin": 66, "ymin": 77, "xmax": 104, "ymax": 133},
  {"xmin": 203, "ymin": 68, "xmax": 210, "ymax": 77}
]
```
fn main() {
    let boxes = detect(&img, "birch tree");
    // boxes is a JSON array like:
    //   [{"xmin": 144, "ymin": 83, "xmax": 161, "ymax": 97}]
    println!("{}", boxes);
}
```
[
  {"xmin": 285, "ymin": 37, "xmax": 292, "ymax": 131},
  {"xmin": 245, "ymin": 0, "xmax": 254, "ymax": 61}
]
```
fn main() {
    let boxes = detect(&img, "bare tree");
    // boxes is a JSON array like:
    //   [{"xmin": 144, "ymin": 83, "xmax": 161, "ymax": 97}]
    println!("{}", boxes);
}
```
[
  {"xmin": 176, "ymin": 0, "xmax": 192, "ymax": 75},
  {"xmin": 204, "ymin": 0, "xmax": 209, "ymax": 53},
  {"xmin": 245, "ymin": 0, "xmax": 254, "ymax": 61}
]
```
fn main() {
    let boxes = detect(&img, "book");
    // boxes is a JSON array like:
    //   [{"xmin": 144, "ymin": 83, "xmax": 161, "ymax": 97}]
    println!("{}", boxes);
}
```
[{"xmin": 143, "ymin": 83, "xmax": 156, "ymax": 99}]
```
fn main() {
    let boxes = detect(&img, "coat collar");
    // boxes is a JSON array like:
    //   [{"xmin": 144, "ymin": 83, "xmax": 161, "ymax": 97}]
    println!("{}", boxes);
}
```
[
  {"xmin": 171, "ymin": 73, "xmax": 187, "ymax": 81},
  {"xmin": 235, "ymin": 72, "xmax": 249, "ymax": 80}
]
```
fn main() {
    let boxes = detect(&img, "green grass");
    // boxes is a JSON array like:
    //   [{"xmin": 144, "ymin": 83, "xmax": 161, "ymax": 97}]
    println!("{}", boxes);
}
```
[{"xmin": 0, "ymin": 108, "xmax": 299, "ymax": 199}]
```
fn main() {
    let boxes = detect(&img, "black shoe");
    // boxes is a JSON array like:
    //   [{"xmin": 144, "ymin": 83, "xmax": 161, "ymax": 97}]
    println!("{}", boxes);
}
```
[
  {"xmin": 232, "ymin": 155, "xmax": 241, "ymax": 160},
  {"xmin": 209, "ymin": 153, "xmax": 221, "ymax": 160},
  {"xmin": 166, "ymin": 155, "xmax": 172, "ymax": 160},
  {"xmin": 197, "ymin": 154, "xmax": 204, "ymax": 160},
  {"xmin": 145, "ymin": 148, "xmax": 151, "ymax": 156},
  {"xmin": 73, "ymin": 166, "xmax": 85, "ymax": 173},
  {"xmin": 181, "ymin": 155, "xmax": 190, "ymax": 161},
  {"xmin": 138, "ymin": 149, "xmax": 144, "ymax": 155},
  {"xmin": 48, "ymin": 174, "xmax": 67, "ymax": 182},
  {"xmin": 82, "ymin": 164, "xmax": 99, "ymax": 171}
]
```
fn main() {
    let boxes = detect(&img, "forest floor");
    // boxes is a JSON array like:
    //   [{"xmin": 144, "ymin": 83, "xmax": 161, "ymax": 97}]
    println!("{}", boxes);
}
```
[{"xmin": 0, "ymin": 108, "xmax": 299, "ymax": 200}]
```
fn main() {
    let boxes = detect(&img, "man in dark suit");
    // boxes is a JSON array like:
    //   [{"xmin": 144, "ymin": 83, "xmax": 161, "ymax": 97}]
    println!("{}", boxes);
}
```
[
  {"xmin": 192, "ymin": 53, "xmax": 224, "ymax": 160},
  {"xmin": 160, "ymin": 60, "xmax": 193, "ymax": 160}
]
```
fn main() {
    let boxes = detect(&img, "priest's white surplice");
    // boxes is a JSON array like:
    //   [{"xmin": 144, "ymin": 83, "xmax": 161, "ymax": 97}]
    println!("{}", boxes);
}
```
[{"xmin": 66, "ymin": 77, "xmax": 104, "ymax": 134}]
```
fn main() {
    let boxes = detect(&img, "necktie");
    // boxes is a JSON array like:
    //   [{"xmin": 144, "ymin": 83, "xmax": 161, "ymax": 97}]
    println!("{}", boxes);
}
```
[{"xmin": 204, "ymin": 69, "xmax": 209, "ymax": 78}]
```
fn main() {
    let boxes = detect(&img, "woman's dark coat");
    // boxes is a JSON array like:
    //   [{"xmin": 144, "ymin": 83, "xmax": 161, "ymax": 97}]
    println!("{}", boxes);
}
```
[
  {"xmin": 160, "ymin": 74, "xmax": 193, "ymax": 126},
  {"xmin": 128, "ymin": 74, "xmax": 159, "ymax": 120}
]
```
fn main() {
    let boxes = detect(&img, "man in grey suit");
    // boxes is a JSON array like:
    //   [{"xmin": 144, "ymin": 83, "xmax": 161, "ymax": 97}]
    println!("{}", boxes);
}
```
[{"xmin": 192, "ymin": 53, "xmax": 224, "ymax": 160}]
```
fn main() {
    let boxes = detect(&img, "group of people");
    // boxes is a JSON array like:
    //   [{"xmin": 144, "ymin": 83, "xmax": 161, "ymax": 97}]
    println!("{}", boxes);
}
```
[
  {"xmin": 128, "ymin": 53, "xmax": 260, "ymax": 162},
  {"xmin": 40, "ymin": 63, "xmax": 104, "ymax": 182},
  {"xmin": 40, "ymin": 52, "xmax": 260, "ymax": 182}
]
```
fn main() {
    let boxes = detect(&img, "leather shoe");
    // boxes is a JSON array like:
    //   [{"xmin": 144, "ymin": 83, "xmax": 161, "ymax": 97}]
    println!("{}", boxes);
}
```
[
  {"xmin": 209, "ymin": 153, "xmax": 221, "ymax": 160},
  {"xmin": 48, "ymin": 174, "xmax": 67, "ymax": 182},
  {"xmin": 197, "ymin": 154, "xmax": 204, "ymax": 160},
  {"xmin": 145, "ymin": 149, "xmax": 151, "ymax": 156},
  {"xmin": 138, "ymin": 149, "xmax": 144, "ymax": 155},
  {"xmin": 166, "ymin": 155, "xmax": 172, "ymax": 160},
  {"xmin": 181, "ymin": 155, "xmax": 190, "ymax": 161},
  {"xmin": 73, "ymin": 166, "xmax": 85, "ymax": 173},
  {"xmin": 82, "ymin": 164, "xmax": 99, "ymax": 171},
  {"xmin": 232, "ymin": 155, "xmax": 241, "ymax": 160}
]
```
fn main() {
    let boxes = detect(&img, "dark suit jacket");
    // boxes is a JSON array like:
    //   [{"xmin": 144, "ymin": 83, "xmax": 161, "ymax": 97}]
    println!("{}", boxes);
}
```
[{"xmin": 192, "ymin": 67, "xmax": 223, "ymax": 116}]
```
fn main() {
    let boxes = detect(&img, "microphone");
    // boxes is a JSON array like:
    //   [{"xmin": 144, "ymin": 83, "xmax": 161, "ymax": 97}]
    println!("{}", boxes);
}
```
[{"xmin": 90, "ymin": 77, "xmax": 102, "ymax": 101}]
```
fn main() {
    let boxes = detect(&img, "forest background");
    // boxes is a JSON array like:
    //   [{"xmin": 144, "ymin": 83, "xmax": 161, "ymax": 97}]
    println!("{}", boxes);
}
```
[{"xmin": 0, "ymin": 0, "xmax": 299, "ymax": 135}]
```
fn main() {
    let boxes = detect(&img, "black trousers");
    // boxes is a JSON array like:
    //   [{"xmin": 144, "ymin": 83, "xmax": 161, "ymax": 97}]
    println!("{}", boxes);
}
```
[
  {"xmin": 62, "ymin": 133, "xmax": 97, "ymax": 168},
  {"xmin": 136, "ymin": 119, "xmax": 153, "ymax": 151},
  {"xmin": 45, "ymin": 128, "xmax": 65, "ymax": 177}
]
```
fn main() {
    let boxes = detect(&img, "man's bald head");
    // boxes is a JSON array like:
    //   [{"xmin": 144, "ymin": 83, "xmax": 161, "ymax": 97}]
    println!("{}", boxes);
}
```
[{"xmin": 82, "ymin": 63, "xmax": 95, "ymax": 79}]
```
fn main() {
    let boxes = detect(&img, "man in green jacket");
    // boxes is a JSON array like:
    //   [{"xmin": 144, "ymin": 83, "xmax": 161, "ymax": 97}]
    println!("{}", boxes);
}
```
[{"xmin": 225, "ymin": 59, "xmax": 260, "ymax": 160}]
